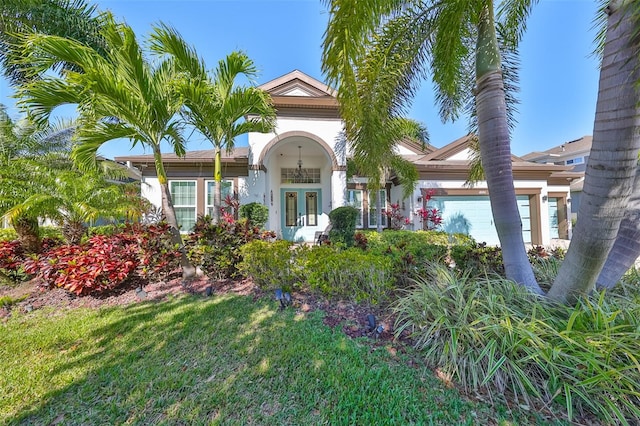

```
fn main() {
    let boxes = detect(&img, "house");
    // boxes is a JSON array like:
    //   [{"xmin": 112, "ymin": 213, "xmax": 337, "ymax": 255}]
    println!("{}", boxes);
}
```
[
  {"xmin": 522, "ymin": 136, "xmax": 591, "ymax": 217},
  {"xmin": 116, "ymin": 70, "xmax": 579, "ymax": 246}
]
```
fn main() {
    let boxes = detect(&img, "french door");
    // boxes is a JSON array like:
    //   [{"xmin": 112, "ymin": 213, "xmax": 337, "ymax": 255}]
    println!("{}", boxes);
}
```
[{"xmin": 281, "ymin": 189, "xmax": 322, "ymax": 241}]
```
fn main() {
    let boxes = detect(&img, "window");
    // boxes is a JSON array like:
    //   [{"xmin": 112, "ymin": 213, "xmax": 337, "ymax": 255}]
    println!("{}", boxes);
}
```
[
  {"xmin": 347, "ymin": 189, "xmax": 364, "ymax": 227},
  {"xmin": 206, "ymin": 180, "xmax": 234, "ymax": 217},
  {"xmin": 281, "ymin": 168, "xmax": 321, "ymax": 184},
  {"xmin": 566, "ymin": 157, "xmax": 584, "ymax": 165},
  {"xmin": 368, "ymin": 190, "xmax": 387, "ymax": 228},
  {"xmin": 170, "ymin": 181, "xmax": 196, "ymax": 232}
]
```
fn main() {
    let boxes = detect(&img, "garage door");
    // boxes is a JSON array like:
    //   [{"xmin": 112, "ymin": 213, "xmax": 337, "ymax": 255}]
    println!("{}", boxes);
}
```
[{"xmin": 431, "ymin": 195, "xmax": 531, "ymax": 246}]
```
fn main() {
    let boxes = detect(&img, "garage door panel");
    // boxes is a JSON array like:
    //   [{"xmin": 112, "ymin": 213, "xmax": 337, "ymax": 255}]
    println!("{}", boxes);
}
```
[{"xmin": 432, "ymin": 195, "xmax": 531, "ymax": 246}]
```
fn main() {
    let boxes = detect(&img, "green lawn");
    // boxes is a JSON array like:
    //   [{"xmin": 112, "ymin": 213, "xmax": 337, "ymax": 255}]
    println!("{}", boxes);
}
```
[{"xmin": 0, "ymin": 294, "xmax": 566, "ymax": 425}]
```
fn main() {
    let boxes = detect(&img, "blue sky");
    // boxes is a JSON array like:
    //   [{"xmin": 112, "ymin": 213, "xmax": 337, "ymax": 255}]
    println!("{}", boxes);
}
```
[{"xmin": 0, "ymin": 0, "xmax": 600, "ymax": 159}]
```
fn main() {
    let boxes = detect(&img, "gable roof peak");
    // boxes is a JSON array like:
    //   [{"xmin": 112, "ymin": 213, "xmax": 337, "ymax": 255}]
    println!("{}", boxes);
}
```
[{"xmin": 259, "ymin": 70, "xmax": 335, "ymax": 97}]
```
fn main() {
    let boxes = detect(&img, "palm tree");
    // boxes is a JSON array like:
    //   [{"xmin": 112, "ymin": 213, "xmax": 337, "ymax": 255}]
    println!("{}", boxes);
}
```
[
  {"xmin": 0, "ymin": 105, "xmax": 74, "ymax": 252},
  {"xmin": 547, "ymin": 0, "xmax": 640, "ymax": 303},
  {"xmin": 0, "ymin": 0, "xmax": 107, "ymax": 86},
  {"xmin": 322, "ymin": 0, "xmax": 542, "ymax": 293},
  {"xmin": 150, "ymin": 25, "xmax": 276, "ymax": 223},
  {"xmin": 596, "ymin": 164, "xmax": 640, "ymax": 289},
  {"xmin": 14, "ymin": 16, "xmax": 196, "ymax": 278},
  {"xmin": 1, "ymin": 105, "xmax": 144, "ymax": 247},
  {"xmin": 4, "ymin": 169, "xmax": 134, "ymax": 245}
]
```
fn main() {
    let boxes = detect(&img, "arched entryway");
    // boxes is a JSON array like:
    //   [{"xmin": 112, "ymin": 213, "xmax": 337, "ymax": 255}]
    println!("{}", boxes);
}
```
[{"xmin": 260, "ymin": 132, "xmax": 336, "ymax": 242}]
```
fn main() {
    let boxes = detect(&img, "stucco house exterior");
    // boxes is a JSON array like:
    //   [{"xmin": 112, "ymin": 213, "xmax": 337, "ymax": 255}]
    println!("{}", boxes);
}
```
[
  {"xmin": 115, "ymin": 70, "xmax": 579, "ymax": 246},
  {"xmin": 522, "ymin": 135, "xmax": 591, "ymax": 217}
]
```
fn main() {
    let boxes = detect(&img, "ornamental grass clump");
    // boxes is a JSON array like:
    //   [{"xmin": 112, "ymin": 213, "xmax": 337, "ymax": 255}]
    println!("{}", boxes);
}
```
[{"xmin": 394, "ymin": 263, "xmax": 640, "ymax": 424}]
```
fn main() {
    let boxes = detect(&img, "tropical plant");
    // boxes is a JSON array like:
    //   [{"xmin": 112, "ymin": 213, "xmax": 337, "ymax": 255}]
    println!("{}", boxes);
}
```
[
  {"xmin": 3, "ymin": 169, "xmax": 133, "ymax": 245},
  {"xmin": 13, "ymin": 16, "xmax": 196, "ymax": 278},
  {"xmin": 239, "ymin": 202, "xmax": 269, "ymax": 229},
  {"xmin": 328, "ymin": 206, "xmax": 359, "ymax": 247},
  {"xmin": 0, "ymin": 105, "xmax": 75, "ymax": 252},
  {"xmin": 0, "ymin": 0, "xmax": 107, "ymax": 86},
  {"xmin": 548, "ymin": 1, "xmax": 640, "ymax": 302},
  {"xmin": 149, "ymin": 25, "xmax": 276, "ymax": 223},
  {"xmin": 322, "ymin": 0, "xmax": 541, "ymax": 293},
  {"xmin": 394, "ymin": 264, "xmax": 640, "ymax": 424}
]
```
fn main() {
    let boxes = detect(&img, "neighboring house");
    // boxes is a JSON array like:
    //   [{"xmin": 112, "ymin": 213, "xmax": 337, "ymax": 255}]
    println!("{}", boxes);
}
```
[
  {"xmin": 116, "ymin": 70, "xmax": 579, "ymax": 246},
  {"xmin": 522, "ymin": 135, "xmax": 591, "ymax": 218}
]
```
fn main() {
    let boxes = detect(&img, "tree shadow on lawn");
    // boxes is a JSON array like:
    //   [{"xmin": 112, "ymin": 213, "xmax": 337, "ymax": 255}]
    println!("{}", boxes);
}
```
[{"xmin": 4, "ymin": 293, "xmax": 550, "ymax": 426}]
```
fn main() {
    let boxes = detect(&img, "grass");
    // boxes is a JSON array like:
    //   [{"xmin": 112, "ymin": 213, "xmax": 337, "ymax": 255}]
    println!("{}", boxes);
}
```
[{"xmin": 0, "ymin": 294, "xmax": 564, "ymax": 425}]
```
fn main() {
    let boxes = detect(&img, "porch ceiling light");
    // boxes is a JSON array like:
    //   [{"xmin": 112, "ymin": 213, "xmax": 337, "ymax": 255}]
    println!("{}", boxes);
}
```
[{"xmin": 293, "ymin": 145, "xmax": 307, "ymax": 180}]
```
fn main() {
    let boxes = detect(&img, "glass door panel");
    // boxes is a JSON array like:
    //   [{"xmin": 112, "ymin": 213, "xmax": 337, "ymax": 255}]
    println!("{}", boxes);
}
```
[
  {"xmin": 285, "ymin": 191, "xmax": 298, "ymax": 227},
  {"xmin": 305, "ymin": 192, "xmax": 318, "ymax": 226}
]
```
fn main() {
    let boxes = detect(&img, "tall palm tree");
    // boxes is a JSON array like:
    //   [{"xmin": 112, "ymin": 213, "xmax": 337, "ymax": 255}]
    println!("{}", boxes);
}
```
[
  {"xmin": 548, "ymin": 0, "xmax": 640, "ymax": 303},
  {"xmin": 0, "ymin": 0, "xmax": 107, "ymax": 86},
  {"xmin": 14, "ymin": 16, "xmax": 196, "ymax": 278},
  {"xmin": 596, "ymin": 164, "xmax": 640, "ymax": 289},
  {"xmin": 322, "ymin": 0, "xmax": 542, "ymax": 293},
  {"xmin": 150, "ymin": 25, "xmax": 276, "ymax": 223}
]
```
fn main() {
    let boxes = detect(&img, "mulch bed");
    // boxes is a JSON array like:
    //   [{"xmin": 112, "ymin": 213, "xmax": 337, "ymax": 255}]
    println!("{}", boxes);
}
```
[{"xmin": 0, "ymin": 274, "xmax": 398, "ymax": 346}]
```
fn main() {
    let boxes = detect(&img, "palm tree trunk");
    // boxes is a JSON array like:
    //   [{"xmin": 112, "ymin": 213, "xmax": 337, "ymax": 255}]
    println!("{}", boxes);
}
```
[
  {"xmin": 475, "ymin": 2, "xmax": 541, "ymax": 294},
  {"xmin": 10, "ymin": 215, "xmax": 41, "ymax": 254},
  {"xmin": 596, "ymin": 165, "xmax": 640, "ymax": 289},
  {"xmin": 61, "ymin": 220, "xmax": 87, "ymax": 245},
  {"xmin": 153, "ymin": 147, "xmax": 196, "ymax": 280},
  {"xmin": 548, "ymin": 0, "xmax": 640, "ymax": 303},
  {"xmin": 213, "ymin": 146, "xmax": 222, "ymax": 223}
]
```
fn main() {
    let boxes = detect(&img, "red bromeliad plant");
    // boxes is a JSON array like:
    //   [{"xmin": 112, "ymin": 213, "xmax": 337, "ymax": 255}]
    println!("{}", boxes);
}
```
[
  {"xmin": 383, "ymin": 203, "xmax": 410, "ymax": 230},
  {"xmin": 416, "ymin": 189, "xmax": 443, "ymax": 231}
]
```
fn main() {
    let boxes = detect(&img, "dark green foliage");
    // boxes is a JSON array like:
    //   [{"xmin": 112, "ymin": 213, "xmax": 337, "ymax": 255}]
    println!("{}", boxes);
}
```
[
  {"xmin": 238, "ymin": 240, "xmax": 299, "ymax": 291},
  {"xmin": 238, "ymin": 202, "xmax": 269, "ymax": 229},
  {"xmin": 328, "ymin": 206, "xmax": 359, "ymax": 247},
  {"xmin": 359, "ymin": 230, "xmax": 449, "ymax": 286},
  {"xmin": 186, "ymin": 215, "xmax": 270, "ymax": 280},
  {"xmin": 450, "ymin": 242, "xmax": 504, "ymax": 276},
  {"xmin": 298, "ymin": 246, "xmax": 394, "ymax": 304}
]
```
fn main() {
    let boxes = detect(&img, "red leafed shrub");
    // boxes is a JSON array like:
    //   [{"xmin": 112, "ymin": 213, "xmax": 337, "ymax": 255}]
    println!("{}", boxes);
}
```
[
  {"xmin": 121, "ymin": 222, "xmax": 181, "ymax": 281},
  {"xmin": 0, "ymin": 240, "xmax": 27, "ymax": 282},
  {"xmin": 23, "ymin": 223, "xmax": 180, "ymax": 296},
  {"xmin": 24, "ymin": 235, "xmax": 139, "ymax": 295}
]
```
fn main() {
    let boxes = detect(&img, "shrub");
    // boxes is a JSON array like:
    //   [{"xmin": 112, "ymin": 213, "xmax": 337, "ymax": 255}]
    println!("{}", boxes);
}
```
[
  {"xmin": 87, "ymin": 223, "xmax": 126, "ymax": 238},
  {"xmin": 450, "ymin": 242, "xmax": 504, "ymax": 276},
  {"xmin": 0, "ymin": 240, "xmax": 26, "ymax": 283},
  {"xmin": 22, "ymin": 223, "xmax": 180, "ymax": 295},
  {"xmin": 328, "ymin": 206, "xmax": 359, "ymax": 247},
  {"xmin": 299, "ymin": 246, "xmax": 394, "ymax": 304},
  {"xmin": 0, "ymin": 226, "xmax": 63, "ymax": 244},
  {"xmin": 394, "ymin": 264, "xmax": 640, "ymax": 424},
  {"xmin": 0, "ymin": 228, "xmax": 17, "ymax": 242},
  {"xmin": 186, "ymin": 215, "xmax": 269, "ymax": 280},
  {"xmin": 23, "ymin": 235, "xmax": 139, "ymax": 295},
  {"xmin": 238, "ymin": 240, "xmax": 299, "ymax": 291},
  {"xmin": 239, "ymin": 202, "xmax": 269, "ymax": 229},
  {"xmin": 359, "ymin": 230, "xmax": 449, "ymax": 286}
]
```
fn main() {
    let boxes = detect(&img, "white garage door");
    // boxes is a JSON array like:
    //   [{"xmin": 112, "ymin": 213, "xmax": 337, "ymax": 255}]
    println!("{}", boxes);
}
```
[{"xmin": 431, "ymin": 195, "xmax": 531, "ymax": 246}]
